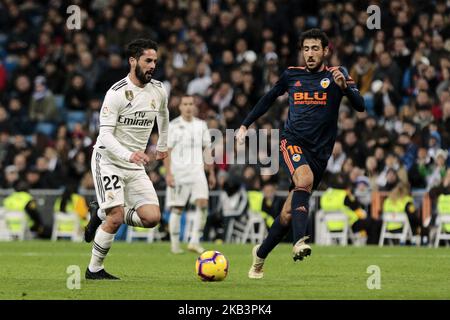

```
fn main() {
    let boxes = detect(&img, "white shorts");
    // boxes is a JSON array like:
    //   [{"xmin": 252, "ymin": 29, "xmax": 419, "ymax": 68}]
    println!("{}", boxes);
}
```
[
  {"xmin": 91, "ymin": 150, "xmax": 159, "ymax": 210},
  {"xmin": 166, "ymin": 173, "xmax": 208, "ymax": 208}
]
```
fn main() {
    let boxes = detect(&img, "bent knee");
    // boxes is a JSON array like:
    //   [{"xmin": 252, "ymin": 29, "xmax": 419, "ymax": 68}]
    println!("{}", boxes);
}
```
[
  {"xmin": 142, "ymin": 217, "xmax": 160, "ymax": 228},
  {"xmin": 140, "ymin": 210, "xmax": 161, "ymax": 228}
]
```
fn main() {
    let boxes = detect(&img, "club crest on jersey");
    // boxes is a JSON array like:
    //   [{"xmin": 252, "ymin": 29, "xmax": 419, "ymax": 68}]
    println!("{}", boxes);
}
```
[
  {"xmin": 102, "ymin": 106, "xmax": 109, "ymax": 115},
  {"xmin": 125, "ymin": 90, "xmax": 134, "ymax": 101},
  {"xmin": 320, "ymin": 78, "xmax": 330, "ymax": 89},
  {"xmin": 150, "ymin": 99, "xmax": 157, "ymax": 110},
  {"xmin": 292, "ymin": 154, "xmax": 301, "ymax": 162}
]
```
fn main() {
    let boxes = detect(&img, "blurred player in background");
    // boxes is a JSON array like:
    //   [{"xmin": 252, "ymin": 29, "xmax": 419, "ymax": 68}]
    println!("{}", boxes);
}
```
[
  {"xmin": 236, "ymin": 29, "xmax": 365, "ymax": 279},
  {"xmin": 164, "ymin": 95, "xmax": 216, "ymax": 254},
  {"xmin": 84, "ymin": 39, "xmax": 169, "ymax": 280}
]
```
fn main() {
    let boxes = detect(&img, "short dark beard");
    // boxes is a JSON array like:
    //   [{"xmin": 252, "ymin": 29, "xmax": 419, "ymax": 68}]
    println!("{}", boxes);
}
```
[
  {"xmin": 135, "ymin": 63, "xmax": 152, "ymax": 84},
  {"xmin": 306, "ymin": 61, "xmax": 324, "ymax": 73}
]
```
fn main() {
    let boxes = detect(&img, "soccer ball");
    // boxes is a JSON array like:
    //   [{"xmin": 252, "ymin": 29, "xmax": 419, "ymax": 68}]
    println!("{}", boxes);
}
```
[{"xmin": 195, "ymin": 250, "xmax": 229, "ymax": 281}]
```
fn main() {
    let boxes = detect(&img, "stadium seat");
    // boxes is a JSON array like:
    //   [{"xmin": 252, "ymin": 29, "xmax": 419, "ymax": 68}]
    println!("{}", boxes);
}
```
[
  {"xmin": 67, "ymin": 111, "xmax": 87, "ymax": 131},
  {"xmin": 54, "ymin": 95, "xmax": 65, "ymax": 110},
  {"xmin": 316, "ymin": 210, "xmax": 349, "ymax": 246},
  {"xmin": 0, "ymin": 48, "xmax": 6, "ymax": 60},
  {"xmin": 126, "ymin": 225, "xmax": 163, "ymax": 243},
  {"xmin": 240, "ymin": 211, "xmax": 267, "ymax": 244},
  {"xmin": 4, "ymin": 211, "xmax": 28, "ymax": 241},
  {"xmin": 225, "ymin": 217, "xmax": 247, "ymax": 243},
  {"xmin": 348, "ymin": 229, "xmax": 367, "ymax": 246},
  {"xmin": 54, "ymin": 95, "xmax": 67, "ymax": 122},
  {"xmin": 379, "ymin": 212, "xmax": 415, "ymax": 246},
  {"xmin": 51, "ymin": 212, "xmax": 81, "ymax": 241},
  {"xmin": 67, "ymin": 111, "xmax": 86, "ymax": 122},
  {"xmin": 0, "ymin": 33, "xmax": 8, "ymax": 47},
  {"xmin": 35, "ymin": 122, "xmax": 56, "ymax": 137},
  {"xmin": 0, "ymin": 207, "xmax": 9, "ymax": 240},
  {"xmin": 25, "ymin": 135, "xmax": 34, "ymax": 144},
  {"xmin": 434, "ymin": 213, "xmax": 450, "ymax": 248},
  {"xmin": 3, "ymin": 56, "xmax": 18, "ymax": 74}
]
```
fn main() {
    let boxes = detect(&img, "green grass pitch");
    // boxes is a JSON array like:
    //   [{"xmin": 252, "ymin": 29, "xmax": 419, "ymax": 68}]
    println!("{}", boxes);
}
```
[{"xmin": 0, "ymin": 241, "xmax": 449, "ymax": 300}]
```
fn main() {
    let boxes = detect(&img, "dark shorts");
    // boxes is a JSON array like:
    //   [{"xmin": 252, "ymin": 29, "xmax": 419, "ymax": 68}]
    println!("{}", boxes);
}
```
[{"xmin": 279, "ymin": 137, "xmax": 327, "ymax": 191}]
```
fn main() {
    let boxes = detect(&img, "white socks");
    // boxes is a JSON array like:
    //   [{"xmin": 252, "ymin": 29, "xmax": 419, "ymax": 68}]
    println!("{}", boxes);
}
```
[
  {"xmin": 169, "ymin": 208, "xmax": 182, "ymax": 251},
  {"xmin": 98, "ymin": 207, "xmax": 144, "ymax": 227},
  {"xmin": 189, "ymin": 206, "xmax": 207, "ymax": 246},
  {"xmin": 88, "ymin": 226, "xmax": 115, "ymax": 272},
  {"xmin": 124, "ymin": 207, "xmax": 144, "ymax": 227}
]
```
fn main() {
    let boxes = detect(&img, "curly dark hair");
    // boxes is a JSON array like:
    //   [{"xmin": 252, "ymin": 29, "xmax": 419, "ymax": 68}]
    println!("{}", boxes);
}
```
[
  {"xmin": 299, "ymin": 28, "xmax": 329, "ymax": 49},
  {"xmin": 125, "ymin": 38, "xmax": 158, "ymax": 61}
]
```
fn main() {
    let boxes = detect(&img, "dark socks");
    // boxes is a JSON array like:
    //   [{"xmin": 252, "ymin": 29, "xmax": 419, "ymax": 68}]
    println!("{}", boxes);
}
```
[
  {"xmin": 257, "ymin": 216, "xmax": 290, "ymax": 259},
  {"xmin": 291, "ymin": 189, "xmax": 310, "ymax": 243}
]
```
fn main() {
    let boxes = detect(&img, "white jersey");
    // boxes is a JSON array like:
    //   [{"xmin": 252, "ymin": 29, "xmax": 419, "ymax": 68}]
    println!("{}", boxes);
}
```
[
  {"xmin": 168, "ymin": 116, "xmax": 211, "ymax": 184},
  {"xmin": 94, "ymin": 75, "xmax": 169, "ymax": 170}
]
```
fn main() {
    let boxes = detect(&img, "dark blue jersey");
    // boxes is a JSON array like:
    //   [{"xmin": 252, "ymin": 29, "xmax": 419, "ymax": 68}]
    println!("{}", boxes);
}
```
[{"xmin": 242, "ymin": 65, "xmax": 365, "ymax": 161}]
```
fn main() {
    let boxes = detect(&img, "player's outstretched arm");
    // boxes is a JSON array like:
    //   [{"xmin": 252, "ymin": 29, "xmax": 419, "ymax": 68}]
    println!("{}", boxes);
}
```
[
  {"xmin": 239, "ymin": 70, "xmax": 289, "ymax": 131},
  {"xmin": 334, "ymin": 67, "xmax": 365, "ymax": 112}
]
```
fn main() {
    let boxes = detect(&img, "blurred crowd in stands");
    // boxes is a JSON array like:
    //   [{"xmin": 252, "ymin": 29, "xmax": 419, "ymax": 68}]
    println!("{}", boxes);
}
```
[{"xmin": 0, "ymin": 0, "xmax": 450, "ymax": 212}]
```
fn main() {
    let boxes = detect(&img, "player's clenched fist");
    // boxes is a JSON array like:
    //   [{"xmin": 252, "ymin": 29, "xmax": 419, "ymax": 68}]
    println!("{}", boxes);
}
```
[
  {"xmin": 129, "ymin": 150, "xmax": 150, "ymax": 165},
  {"xmin": 332, "ymin": 69, "xmax": 347, "ymax": 90}
]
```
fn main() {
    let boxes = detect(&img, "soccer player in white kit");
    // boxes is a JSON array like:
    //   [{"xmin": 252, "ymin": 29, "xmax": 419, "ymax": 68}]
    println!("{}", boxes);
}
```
[
  {"xmin": 84, "ymin": 39, "xmax": 169, "ymax": 280},
  {"xmin": 164, "ymin": 95, "xmax": 216, "ymax": 254}
]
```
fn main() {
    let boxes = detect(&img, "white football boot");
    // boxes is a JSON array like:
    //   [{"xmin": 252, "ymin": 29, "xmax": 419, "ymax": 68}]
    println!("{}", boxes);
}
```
[
  {"xmin": 292, "ymin": 235, "xmax": 311, "ymax": 261},
  {"xmin": 248, "ymin": 244, "xmax": 265, "ymax": 279},
  {"xmin": 187, "ymin": 243, "xmax": 205, "ymax": 254},
  {"xmin": 171, "ymin": 247, "xmax": 185, "ymax": 254}
]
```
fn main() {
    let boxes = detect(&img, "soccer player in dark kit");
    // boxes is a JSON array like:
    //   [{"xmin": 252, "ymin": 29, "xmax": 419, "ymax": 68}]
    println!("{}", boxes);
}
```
[{"xmin": 236, "ymin": 29, "xmax": 365, "ymax": 279}]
